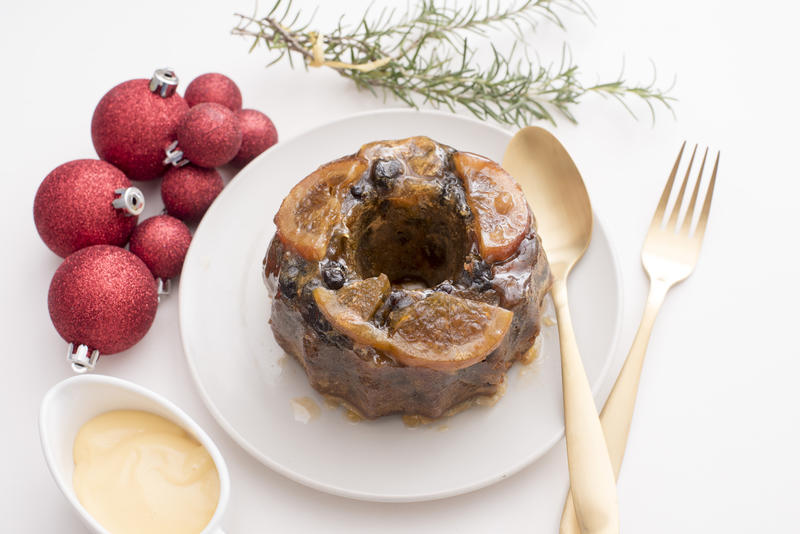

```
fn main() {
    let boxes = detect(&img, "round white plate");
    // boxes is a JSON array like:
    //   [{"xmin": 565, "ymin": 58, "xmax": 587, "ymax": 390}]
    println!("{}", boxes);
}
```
[{"xmin": 179, "ymin": 109, "xmax": 622, "ymax": 502}]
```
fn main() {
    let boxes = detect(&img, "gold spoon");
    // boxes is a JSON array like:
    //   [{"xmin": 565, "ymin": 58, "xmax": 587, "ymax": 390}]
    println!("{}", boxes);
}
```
[{"xmin": 504, "ymin": 127, "xmax": 619, "ymax": 534}]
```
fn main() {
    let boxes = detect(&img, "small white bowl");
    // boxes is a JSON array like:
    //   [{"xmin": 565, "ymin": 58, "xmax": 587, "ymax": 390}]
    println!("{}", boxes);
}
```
[{"xmin": 39, "ymin": 374, "xmax": 230, "ymax": 534}]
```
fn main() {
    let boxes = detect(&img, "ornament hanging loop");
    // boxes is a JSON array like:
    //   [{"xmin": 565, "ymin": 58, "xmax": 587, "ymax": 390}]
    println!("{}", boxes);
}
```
[
  {"xmin": 164, "ymin": 140, "xmax": 190, "ymax": 167},
  {"xmin": 112, "ymin": 187, "xmax": 145, "ymax": 216},
  {"xmin": 67, "ymin": 343, "xmax": 100, "ymax": 373},
  {"xmin": 149, "ymin": 68, "xmax": 179, "ymax": 98}
]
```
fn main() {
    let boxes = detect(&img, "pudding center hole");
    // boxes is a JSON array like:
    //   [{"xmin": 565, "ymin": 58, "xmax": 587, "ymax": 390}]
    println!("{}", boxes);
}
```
[{"xmin": 354, "ymin": 200, "xmax": 467, "ymax": 287}]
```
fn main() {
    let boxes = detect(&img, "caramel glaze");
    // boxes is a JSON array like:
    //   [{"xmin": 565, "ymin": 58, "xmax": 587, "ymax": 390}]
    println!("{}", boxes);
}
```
[{"xmin": 265, "ymin": 137, "xmax": 551, "ymax": 419}]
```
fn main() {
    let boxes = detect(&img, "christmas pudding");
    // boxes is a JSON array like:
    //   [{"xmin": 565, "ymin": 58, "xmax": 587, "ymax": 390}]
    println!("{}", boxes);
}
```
[{"xmin": 263, "ymin": 136, "xmax": 551, "ymax": 419}]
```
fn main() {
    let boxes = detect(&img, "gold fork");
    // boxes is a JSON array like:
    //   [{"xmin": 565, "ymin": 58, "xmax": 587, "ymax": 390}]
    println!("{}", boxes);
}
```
[{"xmin": 559, "ymin": 143, "xmax": 720, "ymax": 534}]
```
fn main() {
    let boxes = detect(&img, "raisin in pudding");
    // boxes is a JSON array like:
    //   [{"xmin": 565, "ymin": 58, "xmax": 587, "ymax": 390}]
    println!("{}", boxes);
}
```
[{"xmin": 264, "ymin": 136, "xmax": 550, "ymax": 419}]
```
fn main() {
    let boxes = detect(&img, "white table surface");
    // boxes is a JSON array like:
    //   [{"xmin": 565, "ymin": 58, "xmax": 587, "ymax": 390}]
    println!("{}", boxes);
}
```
[{"xmin": 2, "ymin": 1, "xmax": 799, "ymax": 532}]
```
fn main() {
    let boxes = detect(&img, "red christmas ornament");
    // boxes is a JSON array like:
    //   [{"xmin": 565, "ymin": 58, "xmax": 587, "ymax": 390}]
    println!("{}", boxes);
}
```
[
  {"xmin": 129, "ymin": 215, "xmax": 192, "ymax": 281},
  {"xmin": 185, "ymin": 73, "xmax": 242, "ymax": 111},
  {"xmin": 232, "ymin": 109, "xmax": 278, "ymax": 166},
  {"xmin": 161, "ymin": 165, "xmax": 224, "ymax": 222},
  {"xmin": 175, "ymin": 103, "xmax": 242, "ymax": 168},
  {"xmin": 34, "ymin": 159, "xmax": 144, "ymax": 257},
  {"xmin": 48, "ymin": 245, "xmax": 158, "ymax": 371},
  {"xmin": 91, "ymin": 69, "xmax": 188, "ymax": 181}
]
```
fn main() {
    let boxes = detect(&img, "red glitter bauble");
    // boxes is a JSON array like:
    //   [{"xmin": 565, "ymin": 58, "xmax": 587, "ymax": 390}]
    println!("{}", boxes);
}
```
[
  {"xmin": 48, "ymin": 245, "xmax": 158, "ymax": 355},
  {"xmin": 34, "ymin": 159, "xmax": 141, "ymax": 258},
  {"xmin": 161, "ymin": 165, "xmax": 224, "ymax": 222},
  {"xmin": 91, "ymin": 78, "xmax": 188, "ymax": 181},
  {"xmin": 185, "ymin": 73, "xmax": 242, "ymax": 111},
  {"xmin": 176, "ymin": 103, "xmax": 242, "ymax": 168},
  {"xmin": 232, "ymin": 109, "xmax": 278, "ymax": 166},
  {"xmin": 129, "ymin": 215, "xmax": 192, "ymax": 280}
]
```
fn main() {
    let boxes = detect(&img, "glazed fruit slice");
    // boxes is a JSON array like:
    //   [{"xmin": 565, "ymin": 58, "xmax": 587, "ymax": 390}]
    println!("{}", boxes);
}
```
[
  {"xmin": 387, "ymin": 292, "xmax": 513, "ymax": 371},
  {"xmin": 313, "ymin": 274, "xmax": 392, "ymax": 348},
  {"xmin": 358, "ymin": 136, "xmax": 444, "ymax": 177},
  {"xmin": 452, "ymin": 151, "xmax": 530, "ymax": 263},
  {"xmin": 314, "ymin": 282, "xmax": 513, "ymax": 372},
  {"xmin": 326, "ymin": 274, "xmax": 391, "ymax": 321},
  {"xmin": 274, "ymin": 156, "xmax": 367, "ymax": 261}
]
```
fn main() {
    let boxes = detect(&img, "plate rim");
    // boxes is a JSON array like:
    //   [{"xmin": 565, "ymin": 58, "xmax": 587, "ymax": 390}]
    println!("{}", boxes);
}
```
[{"xmin": 179, "ymin": 107, "xmax": 624, "ymax": 502}]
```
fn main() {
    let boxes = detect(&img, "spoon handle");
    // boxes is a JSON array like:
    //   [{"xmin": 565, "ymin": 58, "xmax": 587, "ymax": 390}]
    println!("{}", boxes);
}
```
[
  {"xmin": 551, "ymin": 277, "xmax": 619, "ymax": 534},
  {"xmin": 559, "ymin": 278, "xmax": 669, "ymax": 534}
]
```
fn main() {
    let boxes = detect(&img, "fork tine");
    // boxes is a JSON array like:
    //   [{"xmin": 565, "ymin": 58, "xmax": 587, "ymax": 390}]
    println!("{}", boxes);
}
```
[
  {"xmin": 680, "ymin": 147, "xmax": 708, "ymax": 235},
  {"xmin": 667, "ymin": 144, "xmax": 698, "ymax": 229},
  {"xmin": 693, "ymin": 151, "xmax": 720, "ymax": 243},
  {"xmin": 650, "ymin": 141, "xmax": 686, "ymax": 231}
]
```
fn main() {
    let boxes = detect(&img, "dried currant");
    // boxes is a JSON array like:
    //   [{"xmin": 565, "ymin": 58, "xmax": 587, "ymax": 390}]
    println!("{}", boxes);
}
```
[
  {"xmin": 372, "ymin": 159, "xmax": 404, "ymax": 187},
  {"xmin": 440, "ymin": 172, "xmax": 471, "ymax": 218},
  {"xmin": 300, "ymin": 282, "xmax": 329, "ymax": 331},
  {"xmin": 434, "ymin": 281, "xmax": 455, "ymax": 294},
  {"xmin": 472, "ymin": 260, "xmax": 494, "ymax": 290},
  {"xmin": 278, "ymin": 264, "xmax": 300, "ymax": 297},
  {"xmin": 321, "ymin": 260, "xmax": 346, "ymax": 289},
  {"xmin": 350, "ymin": 182, "xmax": 367, "ymax": 198},
  {"xmin": 386, "ymin": 289, "xmax": 415, "ymax": 312},
  {"xmin": 460, "ymin": 259, "xmax": 493, "ymax": 291}
]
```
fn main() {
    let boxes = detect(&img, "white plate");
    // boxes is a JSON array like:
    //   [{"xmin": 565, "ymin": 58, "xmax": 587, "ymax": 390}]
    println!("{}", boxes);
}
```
[{"xmin": 179, "ymin": 109, "xmax": 622, "ymax": 502}]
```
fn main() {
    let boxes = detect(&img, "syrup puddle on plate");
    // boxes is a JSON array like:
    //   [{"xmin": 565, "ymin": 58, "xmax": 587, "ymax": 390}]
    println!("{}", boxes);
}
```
[
  {"xmin": 322, "ymin": 395, "xmax": 365, "ymax": 423},
  {"xmin": 519, "ymin": 336, "xmax": 543, "ymax": 377},
  {"xmin": 290, "ymin": 397, "xmax": 321, "ymax": 424}
]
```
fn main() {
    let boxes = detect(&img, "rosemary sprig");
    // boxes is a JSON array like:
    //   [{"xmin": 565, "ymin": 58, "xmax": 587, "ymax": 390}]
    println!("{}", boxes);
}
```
[{"xmin": 232, "ymin": 0, "xmax": 674, "ymax": 126}]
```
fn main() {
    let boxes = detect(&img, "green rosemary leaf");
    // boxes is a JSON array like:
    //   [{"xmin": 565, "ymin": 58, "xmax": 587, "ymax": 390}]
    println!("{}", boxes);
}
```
[{"xmin": 231, "ymin": 0, "xmax": 675, "ymax": 126}]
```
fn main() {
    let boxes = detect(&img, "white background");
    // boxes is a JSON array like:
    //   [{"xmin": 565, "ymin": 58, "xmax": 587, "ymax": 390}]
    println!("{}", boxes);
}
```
[{"xmin": 2, "ymin": 0, "xmax": 799, "ymax": 532}]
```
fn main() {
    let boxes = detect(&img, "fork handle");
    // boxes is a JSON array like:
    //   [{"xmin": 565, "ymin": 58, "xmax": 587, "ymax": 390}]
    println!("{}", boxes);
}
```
[
  {"xmin": 551, "ymin": 277, "xmax": 620, "ymax": 534},
  {"xmin": 559, "ymin": 277, "xmax": 670, "ymax": 534}
]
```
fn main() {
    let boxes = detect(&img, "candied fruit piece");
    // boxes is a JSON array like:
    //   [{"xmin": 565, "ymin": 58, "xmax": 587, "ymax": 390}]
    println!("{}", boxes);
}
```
[
  {"xmin": 274, "ymin": 157, "xmax": 367, "ymax": 261},
  {"xmin": 315, "ymin": 281, "xmax": 512, "ymax": 372},
  {"xmin": 452, "ymin": 151, "xmax": 530, "ymax": 263},
  {"xmin": 313, "ymin": 274, "xmax": 392, "ymax": 351},
  {"xmin": 359, "ymin": 136, "xmax": 443, "ymax": 178},
  {"xmin": 387, "ymin": 292, "xmax": 512, "ymax": 370},
  {"xmin": 329, "ymin": 274, "xmax": 391, "ymax": 320},
  {"xmin": 313, "ymin": 273, "xmax": 390, "ymax": 325}
]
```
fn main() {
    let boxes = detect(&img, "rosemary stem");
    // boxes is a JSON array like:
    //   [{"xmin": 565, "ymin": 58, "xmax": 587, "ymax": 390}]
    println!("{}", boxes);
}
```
[{"xmin": 232, "ymin": 1, "xmax": 674, "ymax": 127}]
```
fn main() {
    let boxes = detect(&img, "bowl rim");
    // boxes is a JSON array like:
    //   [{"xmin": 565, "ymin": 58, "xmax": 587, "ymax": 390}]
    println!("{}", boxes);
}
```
[{"xmin": 38, "ymin": 373, "xmax": 231, "ymax": 534}]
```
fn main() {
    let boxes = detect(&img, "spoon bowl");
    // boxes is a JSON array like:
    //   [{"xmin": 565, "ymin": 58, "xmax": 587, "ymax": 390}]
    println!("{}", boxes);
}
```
[
  {"xmin": 39, "ymin": 375, "xmax": 230, "ymax": 534},
  {"xmin": 504, "ymin": 126, "xmax": 593, "ymax": 274}
]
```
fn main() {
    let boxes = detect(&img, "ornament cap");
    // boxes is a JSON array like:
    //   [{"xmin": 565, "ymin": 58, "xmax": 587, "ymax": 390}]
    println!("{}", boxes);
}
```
[
  {"xmin": 112, "ymin": 187, "xmax": 145, "ymax": 216},
  {"xmin": 164, "ymin": 140, "xmax": 190, "ymax": 167},
  {"xmin": 149, "ymin": 68, "xmax": 179, "ymax": 98},
  {"xmin": 156, "ymin": 278, "xmax": 171, "ymax": 302},
  {"xmin": 67, "ymin": 343, "xmax": 100, "ymax": 373}
]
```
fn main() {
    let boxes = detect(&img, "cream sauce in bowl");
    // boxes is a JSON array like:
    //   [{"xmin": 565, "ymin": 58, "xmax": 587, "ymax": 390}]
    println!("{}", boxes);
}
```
[{"xmin": 73, "ymin": 410, "xmax": 220, "ymax": 534}]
